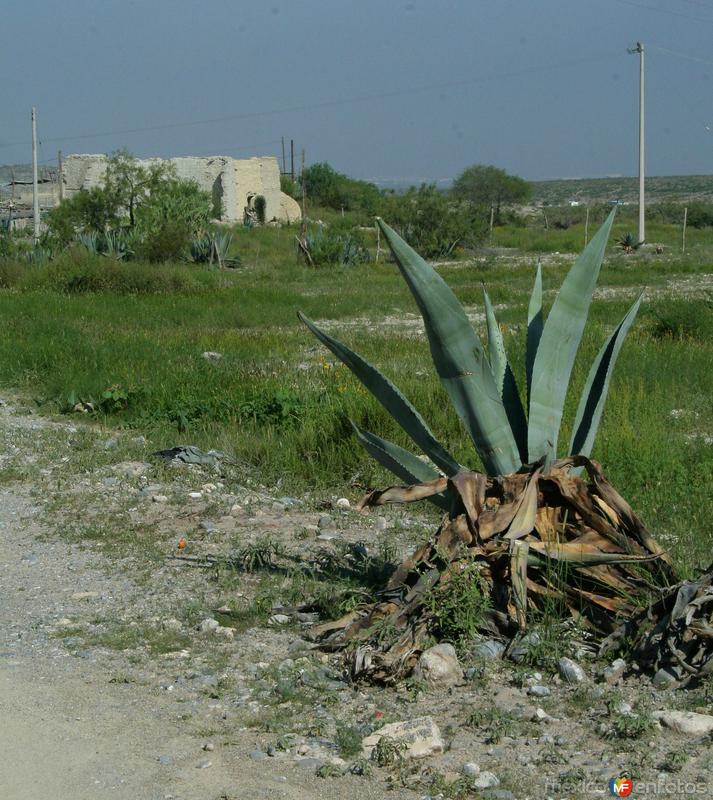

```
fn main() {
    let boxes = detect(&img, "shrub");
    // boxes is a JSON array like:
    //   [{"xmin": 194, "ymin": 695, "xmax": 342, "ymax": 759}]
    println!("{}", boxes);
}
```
[
  {"xmin": 380, "ymin": 184, "xmax": 487, "ymax": 257},
  {"xmin": 134, "ymin": 220, "xmax": 192, "ymax": 263},
  {"xmin": 302, "ymin": 224, "xmax": 370, "ymax": 266},
  {"xmin": 0, "ymin": 261, "xmax": 23, "ymax": 288}
]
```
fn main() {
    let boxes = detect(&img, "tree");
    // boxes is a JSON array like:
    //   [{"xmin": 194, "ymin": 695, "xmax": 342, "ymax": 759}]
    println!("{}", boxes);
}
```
[
  {"xmin": 451, "ymin": 164, "xmax": 531, "ymax": 223},
  {"xmin": 300, "ymin": 162, "xmax": 382, "ymax": 215},
  {"xmin": 103, "ymin": 149, "xmax": 175, "ymax": 227}
]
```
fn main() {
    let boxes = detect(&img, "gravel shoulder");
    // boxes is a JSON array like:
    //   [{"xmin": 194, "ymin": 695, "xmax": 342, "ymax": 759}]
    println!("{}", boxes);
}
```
[{"xmin": 1, "ymin": 394, "xmax": 712, "ymax": 800}]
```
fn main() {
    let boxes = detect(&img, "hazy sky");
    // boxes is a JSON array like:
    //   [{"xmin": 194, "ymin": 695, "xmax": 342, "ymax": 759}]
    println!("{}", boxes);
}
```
[{"xmin": 2, "ymin": 0, "xmax": 712, "ymax": 184}]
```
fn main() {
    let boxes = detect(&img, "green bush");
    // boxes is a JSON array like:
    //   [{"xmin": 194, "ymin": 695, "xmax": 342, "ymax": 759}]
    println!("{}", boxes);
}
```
[
  {"xmin": 380, "ymin": 184, "xmax": 487, "ymax": 257},
  {"xmin": 134, "ymin": 220, "xmax": 193, "ymax": 263},
  {"xmin": 302, "ymin": 224, "xmax": 370, "ymax": 266},
  {"xmin": 0, "ymin": 261, "xmax": 23, "ymax": 288}
]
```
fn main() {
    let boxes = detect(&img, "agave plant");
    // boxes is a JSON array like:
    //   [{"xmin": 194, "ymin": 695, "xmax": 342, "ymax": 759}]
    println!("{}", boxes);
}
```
[{"xmin": 300, "ymin": 214, "xmax": 676, "ymax": 681}]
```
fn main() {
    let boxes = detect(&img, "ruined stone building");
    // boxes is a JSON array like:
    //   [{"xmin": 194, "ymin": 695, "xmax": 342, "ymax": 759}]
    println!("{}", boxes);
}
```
[{"xmin": 61, "ymin": 154, "xmax": 301, "ymax": 225}]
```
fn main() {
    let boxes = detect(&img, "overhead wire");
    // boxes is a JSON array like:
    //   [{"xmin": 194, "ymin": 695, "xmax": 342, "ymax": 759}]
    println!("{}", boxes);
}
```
[{"xmin": 0, "ymin": 50, "xmax": 619, "ymax": 153}]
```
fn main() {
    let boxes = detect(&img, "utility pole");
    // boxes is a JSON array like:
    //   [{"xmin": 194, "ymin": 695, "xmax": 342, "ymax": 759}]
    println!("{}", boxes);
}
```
[
  {"xmin": 682, "ymin": 206, "xmax": 688, "ymax": 254},
  {"xmin": 628, "ymin": 42, "xmax": 645, "ymax": 245},
  {"xmin": 290, "ymin": 139, "xmax": 295, "ymax": 183},
  {"xmin": 300, "ymin": 148, "xmax": 306, "ymax": 220},
  {"xmin": 281, "ymin": 137, "xmax": 286, "ymax": 174},
  {"xmin": 58, "ymin": 149, "xmax": 64, "ymax": 202},
  {"xmin": 31, "ymin": 107, "xmax": 40, "ymax": 244}
]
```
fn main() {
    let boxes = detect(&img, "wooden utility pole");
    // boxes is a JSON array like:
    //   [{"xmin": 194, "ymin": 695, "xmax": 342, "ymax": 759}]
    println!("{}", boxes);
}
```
[
  {"xmin": 31, "ymin": 107, "xmax": 40, "ymax": 244},
  {"xmin": 281, "ymin": 137, "xmax": 286, "ymax": 174},
  {"xmin": 300, "ymin": 148, "xmax": 306, "ymax": 220},
  {"xmin": 290, "ymin": 139, "xmax": 295, "ymax": 183},
  {"xmin": 682, "ymin": 206, "xmax": 688, "ymax": 254},
  {"xmin": 628, "ymin": 42, "xmax": 645, "ymax": 244},
  {"xmin": 58, "ymin": 150, "xmax": 64, "ymax": 202},
  {"xmin": 489, "ymin": 205, "xmax": 495, "ymax": 243},
  {"xmin": 584, "ymin": 207, "xmax": 590, "ymax": 246}
]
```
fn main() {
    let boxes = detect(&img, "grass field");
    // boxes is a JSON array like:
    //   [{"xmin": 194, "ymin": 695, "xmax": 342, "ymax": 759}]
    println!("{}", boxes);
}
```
[{"xmin": 0, "ymin": 216, "xmax": 711, "ymax": 577}]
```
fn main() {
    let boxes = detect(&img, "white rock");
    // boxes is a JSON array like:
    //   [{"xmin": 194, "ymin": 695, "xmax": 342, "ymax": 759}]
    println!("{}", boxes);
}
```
[
  {"xmin": 202, "ymin": 351, "xmax": 223, "ymax": 361},
  {"xmin": 229, "ymin": 504, "xmax": 243, "ymax": 515},
  {"xmin": 268, "ymin": 614, "xmax": 290, "ymax": 626},
  {"xmin": 72, "ymin": 591, "xmax": 99, "ymax": 600},
  {"xmin": 602, "ymin": 658, "xmax": 627, "ymax": 684},
  {"xmin": 198, "ymin": 618, "xmax": 220, "ymax": 633},
  {"xmin": 413, "ymin": 643, "xmax": 462, "ymax": 687},
  {"xmin": 462, "ymin": 762, "xmax": 480, "ymax": 777},
  {"xmin": 188, "ymin": 491, "xmax": 203, "ymax": 500},
  {"xmin": 558, "ymin": 656, "xmax": 587, "ymax": 683},
  {"xmin": 653, "ymin": 710, "xmax": 713, "ymax": 736},
  {"xmin": 472, "ymin": 771, "xmax": 500, "ymax": 789},
  {"xmin": 361, "ymin": 716, "xmax": 444, "ymax": 760},
  {"xmin": 152, "ymin": 494, "xmax": 169, "ymax": 504},
  {"xmin": 202, "ymin": 483, "xmax": 217, "ymax": 493},
  {"xmin": 335, "ymin": 497, "xmax": 351, "ymax": 510},
  {"xmin": 214, "ymin": 625, "xmax": 235, "ymax": 640}
]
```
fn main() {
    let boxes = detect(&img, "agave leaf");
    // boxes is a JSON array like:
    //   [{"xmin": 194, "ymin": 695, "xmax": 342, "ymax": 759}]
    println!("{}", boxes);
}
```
[
  {"xmin": 504, "ymin": 470, "xmax": 541, "ymax": 540},
  {"xmin": 528, "ymin": 210, "xmax": 616, "ymax": 464},
  {"xmin": 351, "ymin": 422, "xmax": 451, "ymax": 511},
  {"xmin": 483, "ymin": 285, "xmax": 528, "ymax": 461},
  {"xmin": 510, "ymin": 540, "xmax": 529, "ymax": 631},
  {"xmin": 569, "ymin": 293, "xmax": 643, "ymax": 460},
  {"xmin": 526, "ymin": 261, "xmax": 543, "ymax": 408},
  {"xmin": 298, "ymin": 312, "xmax": 460, "ymax": 476},
  {"xmin": 377, "ymin": 219, "xmax": 521, "ymax": 476},
  {"xmin": 527, "ymin": 540, "xmax": 660, "ymax": 566}
]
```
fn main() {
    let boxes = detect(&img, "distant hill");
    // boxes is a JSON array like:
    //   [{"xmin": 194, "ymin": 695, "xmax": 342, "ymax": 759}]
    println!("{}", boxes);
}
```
[{"xmin": 531, "ymin": 175, "xmax": 713, "ymax": 206}]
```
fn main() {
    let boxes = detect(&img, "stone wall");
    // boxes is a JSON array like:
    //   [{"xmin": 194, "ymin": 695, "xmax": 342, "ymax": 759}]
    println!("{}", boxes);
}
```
[{"xmin": 61, "ymin": 154, "xmax": 301, "ymax": 225}]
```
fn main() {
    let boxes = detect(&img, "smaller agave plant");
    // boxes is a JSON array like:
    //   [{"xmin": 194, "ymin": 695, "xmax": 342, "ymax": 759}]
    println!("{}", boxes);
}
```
[{"xmin": 300, "ymin": 213, "xmax": 676, "ymax": 681}]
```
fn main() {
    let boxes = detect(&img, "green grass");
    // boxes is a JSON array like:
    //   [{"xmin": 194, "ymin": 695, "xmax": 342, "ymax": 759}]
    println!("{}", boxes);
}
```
[{"xmin": 0, "ymin": 215, "xmax": 712, "ymax": 578}]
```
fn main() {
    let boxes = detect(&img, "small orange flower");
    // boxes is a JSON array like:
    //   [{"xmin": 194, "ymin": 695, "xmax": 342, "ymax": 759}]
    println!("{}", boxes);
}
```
[{"xmin": 177, "ymin": 537, "xmax": 187, "ymax": 550}]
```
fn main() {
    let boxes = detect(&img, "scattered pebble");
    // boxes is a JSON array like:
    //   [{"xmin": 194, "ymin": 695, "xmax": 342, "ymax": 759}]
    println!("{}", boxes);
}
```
[
  {"xmin": 195, "ymin": 759, "xmax": 212, "ymax": 769},
  {"xmin": 335, "ymin": 497, "xmax": 350, "ymax": 510},
  {"xmin": 188, "ymin": 491, "xmax": 203, "ymax": 500}
]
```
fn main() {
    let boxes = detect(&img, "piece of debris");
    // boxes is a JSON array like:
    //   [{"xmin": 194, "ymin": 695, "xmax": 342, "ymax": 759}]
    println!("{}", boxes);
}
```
[
  {"xmin": 152, "ymin": 445, "xmax": 228, "ymax": 468},
  {"xmin": 361, "ymin": 717, "xmax": 444, "ymax": 760}
]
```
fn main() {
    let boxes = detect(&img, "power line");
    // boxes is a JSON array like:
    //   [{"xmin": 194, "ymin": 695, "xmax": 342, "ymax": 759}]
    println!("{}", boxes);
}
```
[
  {"xmin": 0, "ymin": 50, "xmax": 619, "ymax": 152},
  {"xmin": 647, "ymin": 43, "xmax": 713, "ymax": 68},
  {"xmin": 614, "ymin": 0, "xmax": 713, "ymax": 25}
]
